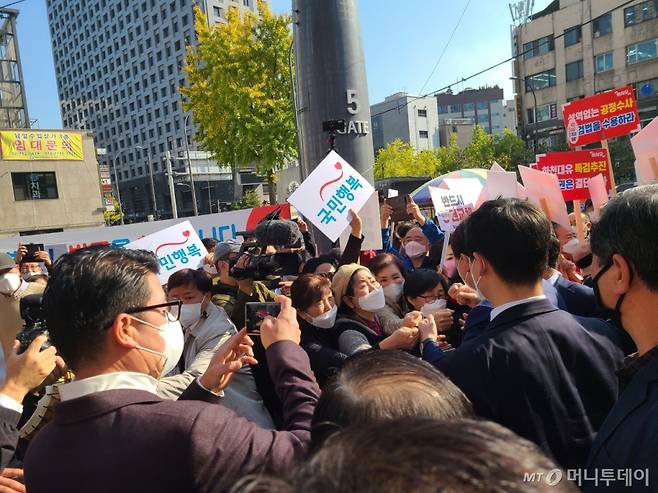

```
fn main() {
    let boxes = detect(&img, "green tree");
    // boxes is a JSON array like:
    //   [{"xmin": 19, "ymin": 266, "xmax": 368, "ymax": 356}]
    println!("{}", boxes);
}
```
[
  {"xmin": 607, "ymin": 135, "xmax": 636, "ymax": 185},
  {"xmin": 103, "ymin": 196, "xmax": 124, "ymax": 225},
  {"xmin": 491, "ymin": 129, "xmax": 536, "ymax": 171},
  {"xmin": 230, "ymin": 189, "xmax": 262, "ymax": 210},
  {"xmin": 373, "ymin": 139, "xmax": 439, "ymax": 179},
  {"xmin": 182, "ymin": 1, "xmax": 296, "ymax": 204}
]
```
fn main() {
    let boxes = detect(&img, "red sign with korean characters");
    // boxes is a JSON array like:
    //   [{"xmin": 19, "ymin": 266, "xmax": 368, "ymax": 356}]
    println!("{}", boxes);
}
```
[
  {"xmin": 535, "ymin": 149, "xmax": 612, "ymax": 201},
  {"xmin": 562, "ymin": 86, "xmax": 641, "ymax": 148}
]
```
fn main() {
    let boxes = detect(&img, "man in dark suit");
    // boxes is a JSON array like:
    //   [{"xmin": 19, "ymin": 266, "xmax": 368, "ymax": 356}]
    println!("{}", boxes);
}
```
[
  {"xmin": 22, "ymin": 247, "xmax": 320, "ymax": 493},
  {"xmin": 585, "ymin": 185, "xmax": 658, "ymax": 492},
  {"xmin": 433, "ymin": 199, "xmax": 624, "ymax": 470}
]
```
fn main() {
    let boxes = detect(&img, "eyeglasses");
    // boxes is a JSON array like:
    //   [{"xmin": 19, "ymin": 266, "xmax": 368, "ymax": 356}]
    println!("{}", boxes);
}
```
[
  {"xmin": 317, "ymin": 271, "xmax": 335, "ymax": 280},
  {"xmin": 125, "ymin": 300, "xmax": 182, "ymax": 322},
  {"xmin": 417, "ymin": 294, "xmax": 444, "ymax": 303}
]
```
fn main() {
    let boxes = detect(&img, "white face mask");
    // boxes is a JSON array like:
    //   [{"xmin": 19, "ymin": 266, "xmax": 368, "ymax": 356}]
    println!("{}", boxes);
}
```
[
  {"xmin": 357, "ymin": 286, "xmax": 386, "ymax": 312},
  {"xmin": 179, "ymin": 303, "xmax": 202, "ymax": 329},
  {"xmin": 403, "ymin": 241, "xmax": 427, "ymax": 258},
  {"xmin": 203, "ymin": 264, "xmax": 218, "ymax": 275},
  {"xmin": 468, "ymin": 257, "xmax": 484, "ymax": 299},
  {"xmin": 383, "ymin": 282, "xmax": 404, "ymax": 302},
  {"xmin": 420, "ymin": 298, "xmax": 447, "ymax": 316},
  {"xmin": 309, "ymin": 305, "xmax": 338, "ymax": 329},
  {"xmin": 131, "ymin": 315, "xmax": 185, "ymax": 377},
  {"xmin": 0, "ymin": 273, "xmax": 23, "ymax": 296}
]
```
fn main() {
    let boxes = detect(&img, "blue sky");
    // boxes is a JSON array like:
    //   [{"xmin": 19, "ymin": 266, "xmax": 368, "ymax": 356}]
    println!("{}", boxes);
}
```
[{"xmin": 19, "ymin": 0, "xmax": 552, "ymax": 129}]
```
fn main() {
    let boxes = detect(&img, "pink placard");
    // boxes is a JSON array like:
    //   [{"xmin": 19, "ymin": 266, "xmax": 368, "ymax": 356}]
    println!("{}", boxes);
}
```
[{"xmin": 518, "ymin": 165, "xmax": 571, "ymax": 229}]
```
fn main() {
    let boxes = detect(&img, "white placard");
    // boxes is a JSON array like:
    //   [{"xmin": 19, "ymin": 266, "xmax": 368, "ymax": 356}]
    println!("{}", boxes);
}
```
[
  {"xmin": 486, "ymin": 170, "xmax": 519, "ymax": 199},
  {"xmin": 125, "ymin": 220, "xmax": 208, "ymax": 284},
  {"xmin": 339, "ymin": 191, "xmax": 383, "ymax": 252},
  {"xmin": 287, "ymin": 150, "xmax": 375, "ymax": 242},
  {"xmin": 387, "ymin": 188, "xmax": 399, "ymax": 198},
  {"xmin": 429, "ymin": 186, "xmax": 475, "ymax": 233}
]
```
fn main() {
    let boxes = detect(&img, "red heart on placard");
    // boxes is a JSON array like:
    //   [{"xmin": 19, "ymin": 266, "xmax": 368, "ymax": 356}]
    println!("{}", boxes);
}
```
[{"xmin": 183, "ymin": 230, "xmax": 190, "ymax": 237}]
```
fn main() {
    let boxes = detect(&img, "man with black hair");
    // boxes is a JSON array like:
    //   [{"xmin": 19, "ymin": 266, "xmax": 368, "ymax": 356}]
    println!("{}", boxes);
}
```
[
  {"xmin": 434, "ymin": 199, "xmax": 624, "ymax": 470},
  {"xmin": 23, "ymin": 247, "xmax": 320, "ymax": 493},
  {"xmin": 586, "ymin": 185, "xmax": 658, "ymax": 492}
]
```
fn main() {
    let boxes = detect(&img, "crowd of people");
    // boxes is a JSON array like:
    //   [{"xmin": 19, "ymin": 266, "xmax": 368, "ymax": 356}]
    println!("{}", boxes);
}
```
[{"xmin": 0, "ymin": 184, "xmax": 656, "ymax": 492}]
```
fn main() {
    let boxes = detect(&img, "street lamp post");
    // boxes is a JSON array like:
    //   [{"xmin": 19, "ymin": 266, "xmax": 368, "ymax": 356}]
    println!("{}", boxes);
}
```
[
  {"xmin": 511, "ymin": 76, "xmax": 538, "ymax": 151},
  {"xmin": 135, "ymin": 145, "xmax": 158, "ymax": 220},
  {"xmin": 183, "ymin": 113, "xmax": 199, "ymax": 216}
]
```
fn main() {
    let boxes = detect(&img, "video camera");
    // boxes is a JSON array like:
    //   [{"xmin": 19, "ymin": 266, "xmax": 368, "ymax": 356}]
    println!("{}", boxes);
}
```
[
  {"xmin": 230, "ymin": 210, "xmax": 307, "ymax": 281},
  {"xmin": 17, "ymin": 294, "xmax": 51, "ymax": 354}
]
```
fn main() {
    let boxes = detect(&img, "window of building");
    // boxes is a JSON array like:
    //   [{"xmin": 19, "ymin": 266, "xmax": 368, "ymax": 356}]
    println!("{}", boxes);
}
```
[
  {"xmin": 594, "ymin": 52, "xmax": 613, "ymax": 73},
  {"xmin": 593, "ymin": 13, "xmax": 612, "ymax": 37},
  {"xmin": 11, "ymin": 172, "xmax": 59, "ymax": 201},
  {"xmin": 627, "ymin": 38, "xmax": 658, "ymax": 64},
  {"xmin": 525, "ymin": 69, "xmax": 556, "ymax": 91},
  {"xmin": 477, "ymin": 101, "xmax": 488, "ymax": 110},
  {"xmin": 463, "ymin": 102, "xmax": 474, "ymax": 112},
  {"xmin": 417, "ymin": 108, "xmax": 427, "ymax": 117},
  {"xmin": 477, "ymin": 113, "xmax": 488, "ymax": 124},
  {"xmin": 419, "ymin": 130, "xmax": 429, "ymax": 138},
  {"xmin": 624, "ymin": 0, "xmax": 658, "ymax": 26},
  {"xmin": 450, "ymin": 104, "xmax": 461, "ymax": 113},
  {"xmin": 566, "ymin": 60, "xmax": 584, "ymax": 81},
  {"xmin": 564, "ymin": 26, "xmax": 581, "ymax": 47},
  {"xmin": 438, "ymin": 105, "xmax": 450, "ymax": 113},
  {"xmin": 213, "ymin": 6, "xmax": 222, "ymax": 16},
  {"xmin": 535, "ymin": 103, "xmax": 557, "ymax": 122},
  {"xmin": 523, "ymin": 35, "xmax": 554, "ymax": 60},
  {"xmin": 243, "ymin": 0, "xmax": 250, "ymax": 6}
]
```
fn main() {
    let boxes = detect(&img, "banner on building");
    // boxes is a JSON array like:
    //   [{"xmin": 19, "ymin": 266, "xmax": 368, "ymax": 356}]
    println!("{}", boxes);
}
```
[
  {"xmin": 535, "ymin": 149, "xmax": 612, "ymax": 201},
  {"xmin": 0, "ymin": 131, "xmax": 84, "ymax": 161},
  {"xmin": 0, "ymin": 204, "xmax": 290, "ymax": 260},
  {"xmin": 562, "ymin": 86, "xmax": 641, "ymax": 148}
]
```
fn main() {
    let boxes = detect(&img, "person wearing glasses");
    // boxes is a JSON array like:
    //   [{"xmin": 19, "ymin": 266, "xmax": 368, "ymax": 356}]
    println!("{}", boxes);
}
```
[
  {"xmin": 157, "ymin": 269, "xmax": 274, "ymax": 429},
  {"xmin": 22, "ymin": 246, "xmax": 320, "ymax": 493}
]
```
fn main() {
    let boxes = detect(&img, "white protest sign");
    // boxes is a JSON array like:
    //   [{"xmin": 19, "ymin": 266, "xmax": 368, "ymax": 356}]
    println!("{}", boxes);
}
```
[
  {"xmin": 518, "ymin": 165, "xmax": 571, "ymax": 230},
  {"xmin": 442, "ymin": 178, "xmax": 483, "ymax": 207},
  {"xmin": 487, "ymin": 170, "xmax": 519, "ymax": 199},
  {"xmin": 338, "ymin": 191, "xmax": 383, "ymax": 252},
  {"xmin": 125, "ymin": 221, "xmax": 208, "ymax": 284},
  {"xmin": 287, "ymin": 150, "xmax": 375, "ymax": 242},
  {"xmin": 429, "ymin": 185, "xmax": 474, "ymax": 233},
  {"xmin": 387, "ymin": 189, "xmax": 398, "ymax": 198}
]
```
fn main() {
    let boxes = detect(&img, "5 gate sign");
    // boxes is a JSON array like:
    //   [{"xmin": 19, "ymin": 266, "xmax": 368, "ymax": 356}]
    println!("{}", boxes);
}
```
[
  {"xmin": 535, "ymin": 149, "xmax": 612, "ymax": 202},
  {"xmin": 562, "ymin": 86, "xmax": 641, "ymax": 148}
]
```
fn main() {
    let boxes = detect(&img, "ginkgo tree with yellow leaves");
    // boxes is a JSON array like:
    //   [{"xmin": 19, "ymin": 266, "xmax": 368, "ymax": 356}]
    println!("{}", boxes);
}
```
[{"xmin": 181, "ymin": 1, "xmax": 296, "ymax": 203}]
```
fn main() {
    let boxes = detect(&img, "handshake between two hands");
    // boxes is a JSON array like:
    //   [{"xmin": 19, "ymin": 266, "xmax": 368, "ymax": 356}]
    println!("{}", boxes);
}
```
[{"xmin": 199, "ymin": 296, "xmax": 300, "ymax": 394}]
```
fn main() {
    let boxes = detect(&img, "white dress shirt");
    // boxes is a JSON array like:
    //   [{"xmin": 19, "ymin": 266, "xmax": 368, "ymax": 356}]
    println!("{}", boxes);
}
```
[
  {"xmin": 489, "ymin": 295, "xmax": 547, "ymax": 321},
  {"xmin": 59, "ymin": 372, "xmax": 160, "ymax": 402},
  {"xmin": 547, "ymin": 270, "xmax": 561, "ymax": 286}
]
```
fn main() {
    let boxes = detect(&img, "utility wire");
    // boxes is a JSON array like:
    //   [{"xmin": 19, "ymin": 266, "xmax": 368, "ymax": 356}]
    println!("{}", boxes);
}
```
[
  {"xmin": 371, "ymin": 0, "xmax": 638, "ymax": 119},
  {"xmin": 417, "ymin": 0, "xmax": 472, "ymax": 96}
]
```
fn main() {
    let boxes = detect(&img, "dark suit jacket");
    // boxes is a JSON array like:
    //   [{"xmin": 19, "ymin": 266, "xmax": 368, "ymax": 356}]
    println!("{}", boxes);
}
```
[
  {"xmin": 0, "ymin": 406, "xmax": 20, "ymax": 468},
  {"xmin": 437, "ymin": 299, "xmax": 624, "ymax": 470},
  {"xmin": 554, "ymin": 276, "xmax": 597, "ymax": 317},
  {"xmin": 24, "ymin": 341, "xmax": 320, "ymax": 493},
  {"xmin": 586, "ymin": 355, "xmax": 658, "ymax": 493}
]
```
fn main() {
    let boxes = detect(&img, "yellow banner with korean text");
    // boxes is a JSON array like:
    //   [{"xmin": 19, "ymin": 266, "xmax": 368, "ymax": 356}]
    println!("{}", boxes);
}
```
[{"xmin": 0, "ymin": 131, "xmax": 84, "ymax": 161}]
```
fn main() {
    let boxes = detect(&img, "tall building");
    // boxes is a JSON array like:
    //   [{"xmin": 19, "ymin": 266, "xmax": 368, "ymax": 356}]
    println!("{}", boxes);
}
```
[
  {"xmin": 370, "ymin": 92, "xmax": 440, "ymax": 155},
  {"xmin": 436, "ymin": 86, "xmax": 510, "ymax": 134},
  {"xmin": 46, "ymin": 0, "xmax": 268, "ymax": 222},
  {"xmin": 0, "ymin": 9, "xmax": 29, "ymax": 129},
  {"xmin": 511, "ymin": 0, "xmax": 658, "ymax": 147}
]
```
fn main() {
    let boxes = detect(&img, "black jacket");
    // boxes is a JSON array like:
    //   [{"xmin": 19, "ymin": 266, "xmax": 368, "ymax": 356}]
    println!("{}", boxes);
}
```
[
  {"xmin": 554, "ymin": 275, "xmax": 597, "ymax": 317},
  {"xmin": 298, "ymin": 317, "xmax": 348, "ymax": 387},
  {"xmin": 437, "ymin": 299, "xmax": 624, "ymax": 470},
  {"xmin": 0, "ymin": 406, "xmax": 20, "ymax": 468},
  {"xmin": 586, "ymin": 353, "xmax": 658, "ymax": 492}
]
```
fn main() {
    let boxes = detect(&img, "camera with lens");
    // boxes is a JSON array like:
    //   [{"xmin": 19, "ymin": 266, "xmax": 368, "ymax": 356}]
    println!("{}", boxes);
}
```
[
  {"xmin": 322, "ymin": 119, "xmax": 346, "ymax": 133},
  {"xmin": 17, "ymin": 294, "xmax": 51, "ymax": 354},
  {"xmin": 230, "ymin": 219, "xmax": 307, "ymax": 282}
]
